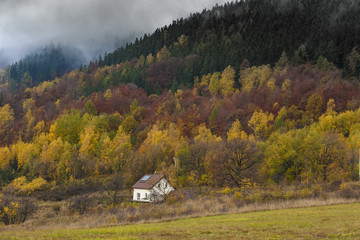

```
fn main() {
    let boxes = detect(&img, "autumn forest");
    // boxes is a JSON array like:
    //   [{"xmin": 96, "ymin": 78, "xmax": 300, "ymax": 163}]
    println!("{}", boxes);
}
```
[{"xmin": 1, "ymin": 0, "xmax": 360, "ymax": 208}]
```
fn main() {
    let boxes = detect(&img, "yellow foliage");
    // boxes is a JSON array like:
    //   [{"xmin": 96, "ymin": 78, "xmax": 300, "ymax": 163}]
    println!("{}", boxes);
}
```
[
  {"xmin": 248, "ymin": 110, "xmax": 274, "ymax": 138},
  {"xmin": 220, "ymin": 186, "xmax": 232, "ymax": 194},
  {"xmin": 22, "ymin": 177, "xmax": 48, "ymax": 194},
  {"xmin": 227, "ymin": 119, "xmax": 247, "ymax": 141},
  {"xmin": 348, "ymin": 123, "xmax": 360, "ymax": 149},
  {"xmin": 25, "ymin": 79, "xmax": 57, "ymax": 96},
  {"xmin": 282, "ymin": 78, "xmax": 291, "ymax": 91},
  {"xmin": 139, "ymin": 124, "xmax": 181, "ymax": 156},
  {"xmin": 0, "ymin": 104, "xmax": 14, "ymax": 126},
  {"xmin": 79, "ymin": 124, "xmax": 100, "ymax": 157},
  {"xmin": 194, "ymin": 125, "xmax": 221, "ymax": 143},
  {"xmin": 40, "ymin": 138, "xmax": 72, "ymax": 180},
  {"xmin": 48, "ymin": 122, "xmax": 58, "ymax": 141},
  {"xmin": 156, "ymin": 46, "xmax": 170, "ymax": 61},
  {"xmin": 22, "ymin": 98, "xmax": 35, "ymax": 112},
  {"xmin": 104, "ymin": 89, "xmax": 112, "ymax": 101},
  {"xmin": 200, "ymin": 73, "xmax": 211, "ymax": 86},
  {"xmin": 34, "ymin": 121, "xmax": 45, "ymax": 135},
  {"xmin": 16, "ymin": 142, "xmax": 39, "ymax": 168},
  {"xmin": 326, "ymin": 98, "xmax": 336, "ymax": 116},
  {"xmin": 208, "ymin": 72, "xmax": 221, "ymax": 95},
  {"xmin": 0, "ymin": 146, "xmax": 11, "ymax": 168},
  {"xmin": 220, "ymin": 65, "xmax": 236, "ymax": 96},
  {"xmin": 146, "ymin": 53, "xmax": 154, "ymax": 65},
  {"xmin": 25, "ymin": 109, "xmax": 35, "ymax": 130},
  {"xmin": 240, "ymin": 65, "xmax": 272, "ymax": 93},
  {"xmin": 267, "ymin": 77, "xmax": 276, "ymax": 91},
  {"xmin": 11, "ymin": 176, "xmax": 27, "ymax": 190},
  {"xmin": 9, "ymin": 176, "xmax": 48, "ymax": 195},
  {"xmin": 318, "ymin": 114, "xmax": 336, "ymax": 133}
]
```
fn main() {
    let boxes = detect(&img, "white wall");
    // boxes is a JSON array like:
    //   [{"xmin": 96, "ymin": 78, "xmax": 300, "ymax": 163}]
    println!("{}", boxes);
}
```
[
  {"xmin": 151, "ymin": 178, "xmax": 174, "ymax": 197},
  {"xmin": 133, "ymin": 189, "xmax": 151, "ymax": 202}
]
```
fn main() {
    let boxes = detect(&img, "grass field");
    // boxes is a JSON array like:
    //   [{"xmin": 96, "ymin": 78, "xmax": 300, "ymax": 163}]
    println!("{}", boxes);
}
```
[{"xmin": 1, "ymin": 203, "xmax": 359, "ymax": 239}]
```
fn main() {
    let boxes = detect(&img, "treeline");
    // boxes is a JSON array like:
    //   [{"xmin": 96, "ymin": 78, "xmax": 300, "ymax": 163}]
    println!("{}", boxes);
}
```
[
  {"xmin": 100, "ymin": 0, "xmax": 360, "ymax": 79},
  {"xmin": 4, "ymin": 44, "xmax": 84, "ymax": 91},
  {"xmin": 3, "ymin": 0, "xmax": 360, "ymax": 94},
  {"xmin": 1, "ymin": 59, "xmax": 360, "ymax": 188}
]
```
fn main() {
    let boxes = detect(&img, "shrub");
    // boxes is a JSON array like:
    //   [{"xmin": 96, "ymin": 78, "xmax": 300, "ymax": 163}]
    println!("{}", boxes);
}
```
[
  {"xmin": 339, "ymin": 182, "xmax": 360, "ymax": 199},
  {"xmin": 220, "ymin": 186, "xmax": 232, "ymax": 194},
  {"xmin": 52, "ymin": 204, "xmax": 61, "ymax": 214},
  {"xmin": 0, "ymin": 194, "xmax": 37, "ymax": 225},
  {"xmin": 5, "ymin": 177, "xmax": 48, "ymax": 195},
  {"xmin": 69, "ymin": 194, "xmax": 94, "ymax": 215}
]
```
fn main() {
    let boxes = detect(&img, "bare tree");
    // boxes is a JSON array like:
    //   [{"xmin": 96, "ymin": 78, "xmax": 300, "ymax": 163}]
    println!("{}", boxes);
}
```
[
  {"xmin": 223, "ymin": 138, "xmax": 262, "ymax": 187},
  {"xmin": 103, "ymin": 173, "xmax": 124, "ymax": 206}
]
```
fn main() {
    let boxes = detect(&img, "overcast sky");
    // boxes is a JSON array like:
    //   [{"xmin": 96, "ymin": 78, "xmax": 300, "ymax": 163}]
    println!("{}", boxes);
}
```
[{"xmin": 0, "ymin": 0, "xmax": 229, "ymax": 67}]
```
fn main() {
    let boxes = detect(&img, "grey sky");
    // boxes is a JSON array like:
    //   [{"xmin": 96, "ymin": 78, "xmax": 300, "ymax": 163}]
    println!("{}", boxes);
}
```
[{"xmin": 0, "ymin": 0, "xmax": 228, "ymax": 66}]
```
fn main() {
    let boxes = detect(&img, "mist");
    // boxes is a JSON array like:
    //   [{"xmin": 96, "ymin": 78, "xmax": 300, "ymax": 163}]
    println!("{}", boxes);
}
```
[{"xmin": 0, "ymin": 0, "xmax": 229, "ymax": 67}]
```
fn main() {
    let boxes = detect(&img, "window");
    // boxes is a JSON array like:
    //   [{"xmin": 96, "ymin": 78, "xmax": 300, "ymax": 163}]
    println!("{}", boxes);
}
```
[
  {"xmin": 137, "ymin": 193, "xmax": 140, "ymax": 200},
  {"xmin": 165, "ymin": 183, "xmax": 167, "ymax": 188},
  {"xmin": 145, "ymin": 193, "xmax": 148, "ymax": 199},
  {"xmin": 141, "ymin": 175, "xmax": 151, "ymax": 181},
  {"xmin": 158, "ymin": 183, "xmax": 161, "ymax": 188}
]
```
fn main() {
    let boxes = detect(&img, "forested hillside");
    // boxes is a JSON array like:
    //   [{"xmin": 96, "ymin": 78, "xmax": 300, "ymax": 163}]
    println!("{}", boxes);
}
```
[
  {"xmin": 101, "ymin": 0, "xmax": 360, "ymax": 78},
  {"xmin": 2, "ymin": 44, "xmax": 85, "ymax": 91},
  {"xmin": 0, "ymin": 0, "xmax": 360, "ymax": 192}
]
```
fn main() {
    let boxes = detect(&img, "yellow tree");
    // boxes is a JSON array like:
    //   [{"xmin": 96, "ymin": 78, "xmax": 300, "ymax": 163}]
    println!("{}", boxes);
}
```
[
  {"xmin": 40, "ymin": 138, "xmax": 72, "ymax": 181},
  {"xmin": 281, "ymin": 78, "xmax": 291, "ymax": 91},
  {"xmin": 227, "ymin": 119, "xmax": 247, "ymax": 141},
  {"xmin": 200, "ymin": 73, "xmax": 212, "ymax": 86},
  {"xmin": 135, "ymin": 55, "xmax": 145, "ymax": 69},
  {"xmin": 305, "ymin": 93, "xmax": 323, "ymax": 122},
  {"xmin": 0, "ymin": 104, "xmax": 14, "ymax": 126},
  {"xmin": 264, "ymin": 129, "xmax": 306, "ymax": 183},
  {"xmin": 318, "ymin": 131, "xmax": 349, "ymax": 182},
  {"xmin": 194, "ymin": 125, "xmax": 221, "ymax": 144},
  {"xmin": 208, "ymin": 72, "xmax": 221, "ymax": 95},
  {"xmin": 156, "ymin": 46, "xmax": 170, "ymax": 61},
  {"xmin": 146, "ymin": 54, "xmax": 154, "ymax": 65},
  {"xmin": 111, "ymin": 127, "xmax": 132, "ymax": 172},
  {"xmin": 248, "ymin": 110, "xmax": 274, "ymax": 139},
  {"xmin": 104, "ymin": 89, "xmax": 112, "ymax": 101},
  {"xmin": 219, "ymin": 65, "xmax": 235, "ymax": 96},
  {"xmin": 0, "ymin": 147, "xmax": 11, "ymax": 169},
  {"xmin": 79, "ymin": 124, "xmax": 100, "ymax": 159},
  {"xmin": 240, "ymin": 65, "xmax": 272, "ymax": 93}
]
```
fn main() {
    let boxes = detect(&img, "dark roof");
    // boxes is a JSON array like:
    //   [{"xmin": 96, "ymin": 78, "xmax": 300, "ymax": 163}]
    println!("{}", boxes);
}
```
[{"xmin": 132, "ymin": 174, "xmax": 164, "ymax": 189}]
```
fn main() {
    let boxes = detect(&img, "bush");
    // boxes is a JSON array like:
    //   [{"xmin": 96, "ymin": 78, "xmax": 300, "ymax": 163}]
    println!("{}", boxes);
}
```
[
  {"xmin": 339, "ymin": 182, "xmax": 360, "ymax": 199},
  {"xmin": 52, "ymin": 204, "xmax": 61, "ymax": 214},
  {"xmin": 0, "ymin": 194, "xmax": 37, "ymax": 225},
  {"xmin": 69, "ymin": 194, "xmax": 94, "ymax": 215},
  {"xmin": 4, "ymin": 177, "xmax": 48, "ymax": 195}
]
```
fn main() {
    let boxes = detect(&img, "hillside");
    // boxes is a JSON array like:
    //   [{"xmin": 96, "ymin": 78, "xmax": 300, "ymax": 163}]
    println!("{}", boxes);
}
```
[
  {"xmin": 0, "ymin": 0, "xmax": 360, "ymax": 213},
  {"xmin": 101, "ymin": 0, "xmax": 360, "ymax": 77}
]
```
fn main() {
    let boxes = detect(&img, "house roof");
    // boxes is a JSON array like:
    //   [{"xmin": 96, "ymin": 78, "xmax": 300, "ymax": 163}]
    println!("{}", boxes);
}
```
[{"xmin": 132, "ymin": 174, "xmax": 165, "ymax": 189}]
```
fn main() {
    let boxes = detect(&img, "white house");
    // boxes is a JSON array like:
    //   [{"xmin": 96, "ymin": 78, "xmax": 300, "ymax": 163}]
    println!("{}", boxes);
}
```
[{"xmin": 132, "ymin": 174, "xmax": 174, "ymax": 202}]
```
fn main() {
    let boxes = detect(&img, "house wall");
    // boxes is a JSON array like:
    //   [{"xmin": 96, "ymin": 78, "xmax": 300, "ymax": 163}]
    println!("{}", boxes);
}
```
[
  {"xmin": 133, "ymin": 189, "xmax": 151, "ymax": 202},
  {"xmin": 133, "ymin": 178, "xmax": 174, "ymax": 202},
  {"xmin": 151, "ymin": 178, "xmax": 174, "ymax": 197}
]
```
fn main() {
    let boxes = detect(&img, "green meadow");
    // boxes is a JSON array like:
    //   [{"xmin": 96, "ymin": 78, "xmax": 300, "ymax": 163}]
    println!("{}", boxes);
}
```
[{"xmin": 1, "ymin": 203, "xmax": 359, "ymax": 239}]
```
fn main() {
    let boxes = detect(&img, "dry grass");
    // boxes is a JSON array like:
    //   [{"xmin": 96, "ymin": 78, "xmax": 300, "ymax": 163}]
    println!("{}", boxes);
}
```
[
  {"xmin": 1, "ymin": 196, "xmax": 359, "ymax": 232},
  {"xmin": 1, "ymin": 182, "xmax": 360, "ymax": 232},
  {"xmin": 1, "ymin": 202, "xmax": 360, "ymax": 239}
]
